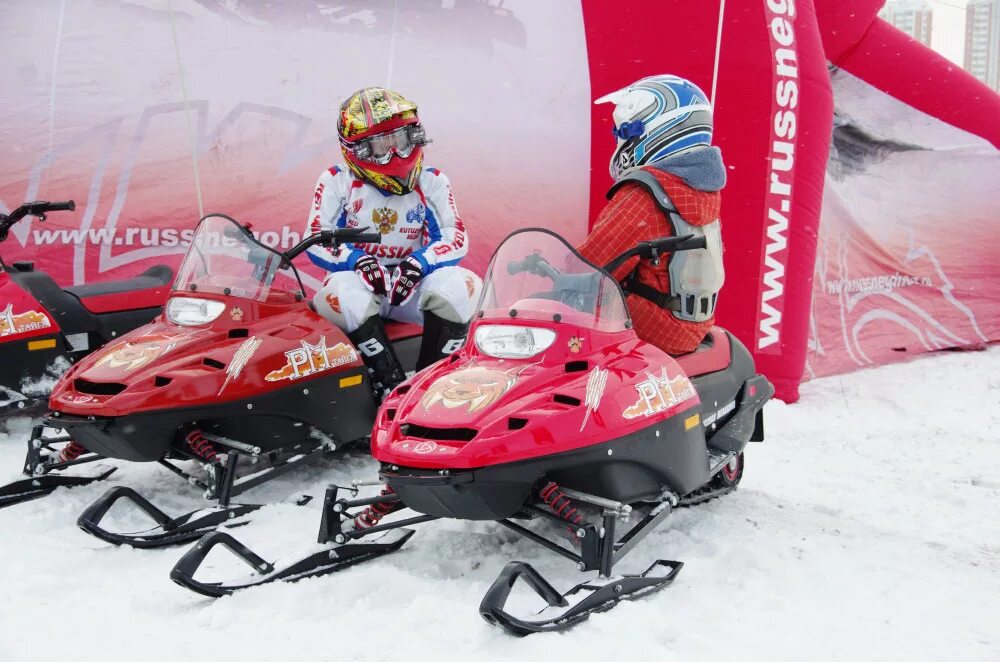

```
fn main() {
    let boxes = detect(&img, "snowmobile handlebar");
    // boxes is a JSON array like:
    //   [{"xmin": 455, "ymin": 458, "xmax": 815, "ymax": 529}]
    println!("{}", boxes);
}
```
[
  {"xmin": 281, "ymin": 228, "xmax": 382, "ymax": 263},
  {"xmin": 506, "ymin": 234, "xmax": 707, "ymax": 282},
  {"xmin": 602, "ymin": 234, "xmax": 706, "ymax": 274},
  {"xmin": 506, "ymin": 252, "xmax": 561, "ymax": 280},
  {"xmin": 0, "ymin": 200, "xmax": 75, "ymax": 242}
]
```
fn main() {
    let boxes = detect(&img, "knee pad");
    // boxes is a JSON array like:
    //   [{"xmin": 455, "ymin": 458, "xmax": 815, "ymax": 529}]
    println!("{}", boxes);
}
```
[
  {"xmin": 419, "ymin": 267, "xmax": 482, "ymax": 323},
  {"xmin": 314, "ymin": 274, "xmax": 380, "ymax": 332}
]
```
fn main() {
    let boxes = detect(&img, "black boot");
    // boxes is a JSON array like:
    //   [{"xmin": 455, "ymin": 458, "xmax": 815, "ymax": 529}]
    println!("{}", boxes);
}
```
[
  {"xmin": 416, "ymin": 312, "xmax": 469, "ymax": 370},
  {"xmin": 348, "ymin": 316, "xmax": 408, "ymax": 400}
]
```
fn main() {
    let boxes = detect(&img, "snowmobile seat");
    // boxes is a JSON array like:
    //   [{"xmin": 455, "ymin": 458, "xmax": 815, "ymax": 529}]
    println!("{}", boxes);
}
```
[
  {"xmin": 65, "ymin": 265, "xmax": 173, "ymax": 314},
  {"xmin": 674, "ymin": 327, "xmax": 731, "ymax": 377},
  {"xmin": 385, "ymin": 321, "xmax": 422, "ymax": 342}
]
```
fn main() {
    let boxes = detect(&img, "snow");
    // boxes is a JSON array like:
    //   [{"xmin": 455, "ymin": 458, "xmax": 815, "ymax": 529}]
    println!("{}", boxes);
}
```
[{"xmin": 1, "ymin": 348, "xmax": 998, "ymax": 662}]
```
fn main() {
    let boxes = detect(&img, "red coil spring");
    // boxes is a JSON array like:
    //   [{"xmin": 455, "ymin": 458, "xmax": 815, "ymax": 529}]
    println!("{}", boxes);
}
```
[
  {"xmin": 185, "ymin": 430, "xmax": 218, "ymax": 462},
  {"xmin": 57, "ymin": 441, "xmax": 88, "ymax": 463},
  {"xmin": 353, "ymin": 485, "xmax": 402, "ymax": 530},
  {"xmin": 540, "ymin": 481, "xmax": 584, "ymax": 527}
]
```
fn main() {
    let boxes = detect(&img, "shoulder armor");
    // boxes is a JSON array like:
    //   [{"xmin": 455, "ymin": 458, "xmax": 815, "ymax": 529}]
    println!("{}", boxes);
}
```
[{"xmin": 606, "ymin": 169, "xmax": 677, "ymax": 215}]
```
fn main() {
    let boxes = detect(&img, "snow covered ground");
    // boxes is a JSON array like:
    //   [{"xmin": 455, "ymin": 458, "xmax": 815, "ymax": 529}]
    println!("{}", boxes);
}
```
[{"xmin": 1, "ymin": 348, "xmax": 998, "ymax": 662}]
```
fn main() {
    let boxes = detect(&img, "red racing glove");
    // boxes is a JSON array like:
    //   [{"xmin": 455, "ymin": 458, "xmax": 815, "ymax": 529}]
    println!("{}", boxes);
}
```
[
  {"xmin": 354, "ymin": 255, "xmax": 390, "ymax": 296},
  {"xmin": 389, "ymin": 256, "xmax": 424, "ymax": 307}
]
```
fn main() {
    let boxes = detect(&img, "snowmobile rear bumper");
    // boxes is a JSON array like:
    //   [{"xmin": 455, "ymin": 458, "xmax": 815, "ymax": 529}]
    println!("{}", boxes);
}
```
[{"xmin": 705, "ymin": 374, "xmax": 774, "ymax": 453}]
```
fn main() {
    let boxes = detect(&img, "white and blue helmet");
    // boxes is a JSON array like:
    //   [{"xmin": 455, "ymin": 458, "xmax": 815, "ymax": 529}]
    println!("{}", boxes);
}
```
[{"xmin": 596, "ymin": 75, "xmax": 714, "ymax": 180}]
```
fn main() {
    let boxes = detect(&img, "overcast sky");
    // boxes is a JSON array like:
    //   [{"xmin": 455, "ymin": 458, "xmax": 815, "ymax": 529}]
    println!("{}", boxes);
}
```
[{"xmin": 927, "ymin": 0, "xmax": 969, "ymax": 65}]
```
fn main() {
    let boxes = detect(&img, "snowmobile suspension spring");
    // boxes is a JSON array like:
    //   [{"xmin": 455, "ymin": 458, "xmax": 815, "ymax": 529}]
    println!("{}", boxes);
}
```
[
  {"xmin": 185, "ymin": 430, "xmax": 218, "ymax": 463},
  {"xmin": 353, "ymin": 485, "xmax": 402, "ymax": 530},
  {"xmin": 57, "ymin": 441, "xmax": 88, "ymax": 463},
  {"xmin": 540, "ymin": 481, "xmax": 584, "ymax": 527}
]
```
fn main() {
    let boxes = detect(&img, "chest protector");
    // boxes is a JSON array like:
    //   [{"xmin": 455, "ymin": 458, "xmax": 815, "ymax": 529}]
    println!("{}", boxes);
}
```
[{"xmin": 607, "ymin": 170, "xmax": 724, "ymax": 323}]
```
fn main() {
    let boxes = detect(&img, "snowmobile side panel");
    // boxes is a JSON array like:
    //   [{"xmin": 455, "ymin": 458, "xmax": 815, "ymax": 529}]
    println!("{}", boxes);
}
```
[
  {"xmin": 50, "ymin": 365, "xmax": 372, "ymax": 461},
  {"xmin": 382, "ymin": 411, "xmax": 710, "ymax": 520}
]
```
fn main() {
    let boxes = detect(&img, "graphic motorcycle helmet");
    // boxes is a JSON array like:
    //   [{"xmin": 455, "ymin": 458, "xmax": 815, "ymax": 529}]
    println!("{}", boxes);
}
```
[
  {"xmin": 338, "ymin": 87, "xmax": 430, "ymax": 195},
  {"xmin": 595, "ymin": 75, "xmax": 713, "ymax": 180}
]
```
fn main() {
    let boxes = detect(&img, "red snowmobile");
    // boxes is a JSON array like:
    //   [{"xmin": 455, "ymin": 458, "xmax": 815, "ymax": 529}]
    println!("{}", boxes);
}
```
[
  {"xmin": 171, "ymin": 228, "xmax": 774, "ymax": 635},
  {"xmin": 0, "ymin": 214, "xmax": 423, "ymax": 547},
  {"xmin": 0, "ymin": 200, "xmax": 170, "ymax": 417}
]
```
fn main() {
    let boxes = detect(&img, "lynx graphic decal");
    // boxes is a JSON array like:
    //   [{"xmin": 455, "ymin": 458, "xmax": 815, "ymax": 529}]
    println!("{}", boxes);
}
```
[
  {"xmin": 421, "ymin": 362, "xmax": 536, "ymax": 414},
  {"xmin": 94, "ymin": 332, "xmax": 193, "ymax": 372}
]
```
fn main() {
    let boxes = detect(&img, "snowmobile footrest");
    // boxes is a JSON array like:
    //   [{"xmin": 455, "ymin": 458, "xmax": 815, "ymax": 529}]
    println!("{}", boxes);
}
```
[
  {"xmin": 479, "ymin": 559, "xmax": 684, "ymax": 636},
  {"xmin": 170, "ymin": 528, "xmax": 416, "ymax": 598},
  {"xmin": 0, "ymin": 467, "xmax": 117, "ymax": 509},
  {"xmin": 77, "ymin": 486, "xmax": 263, "ymax": 548}
]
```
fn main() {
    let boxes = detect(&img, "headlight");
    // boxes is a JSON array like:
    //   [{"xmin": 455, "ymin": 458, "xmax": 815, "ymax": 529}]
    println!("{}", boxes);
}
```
[
  {"xmin": 166, "ymin": 297, "xmax": 227, "ymax": 326},
  {"xmin": 474, "ymin": 325, "xmax": 556, "ymax": 359}
]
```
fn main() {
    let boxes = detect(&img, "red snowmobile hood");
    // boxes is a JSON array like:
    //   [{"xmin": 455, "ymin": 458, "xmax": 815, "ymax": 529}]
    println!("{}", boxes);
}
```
[
  {"xmin": 373, "ymin": 318, "xmax": 701, "ymax": 470},
  {"xmin": 49, "ymin": 293, "xmax": 363, "ymax": 417}
]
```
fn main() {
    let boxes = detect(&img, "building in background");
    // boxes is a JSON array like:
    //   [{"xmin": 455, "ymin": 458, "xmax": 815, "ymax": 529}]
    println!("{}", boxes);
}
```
[
  {"xmin": 965, "ymin": 0, "xmax": 1000, "ymax": 90},
  {"xmin": 879, "ymin": 1, "xmax": 935, "ymax": 46}
]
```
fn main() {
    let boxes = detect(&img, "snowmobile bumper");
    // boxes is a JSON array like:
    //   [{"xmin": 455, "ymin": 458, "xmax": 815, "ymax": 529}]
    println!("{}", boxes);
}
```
[
  {"xmin": 479, "ymin": 559, "xmax": 684, "ymax": 636},
  {"xmin": 380, "ymin": 465, "xmax": 532, "ymax": 521},
  {"xmin": 46, "ymin": 411, "xmax": 174, "ymax": 462}
]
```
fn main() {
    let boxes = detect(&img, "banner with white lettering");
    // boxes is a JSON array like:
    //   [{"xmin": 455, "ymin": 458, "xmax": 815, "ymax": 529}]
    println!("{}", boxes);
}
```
[
  {"xmin": 0, "ymin": 0, "xmax": 591, "ymax": 292},
  {"xmin": 806, "ymin": 70, "xmax": 1000, "ymax": 377}
]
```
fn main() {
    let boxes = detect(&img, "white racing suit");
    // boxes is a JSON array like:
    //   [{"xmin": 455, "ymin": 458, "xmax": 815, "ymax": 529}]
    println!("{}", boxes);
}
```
[{"xmin": 305, "ymin": 165, "xmax": 481, "ymax": 387}]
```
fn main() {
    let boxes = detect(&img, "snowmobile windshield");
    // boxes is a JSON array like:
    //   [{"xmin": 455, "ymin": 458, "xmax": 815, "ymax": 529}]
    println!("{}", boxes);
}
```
[
  {"xmin": 476, "ymin": 228, "xmax": 630, "ymax": 332},
  {"xmin": 173, "ymin": 215, "xmax": 304, "ymax": 303}
]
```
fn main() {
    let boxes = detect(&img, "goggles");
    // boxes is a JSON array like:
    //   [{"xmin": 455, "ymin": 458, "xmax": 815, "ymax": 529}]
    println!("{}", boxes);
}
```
[
  {"xmin": 344, "ymin": 124, "xmax": 430, "ymax": 164},
  {"xmin": 612, "ymin": 119, "xmax": 644, "ymax": 141}
]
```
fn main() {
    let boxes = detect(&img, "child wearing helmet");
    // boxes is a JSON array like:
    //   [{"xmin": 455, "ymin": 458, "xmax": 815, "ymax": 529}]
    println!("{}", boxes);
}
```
[
  {"xmin": 579, "ymin": 74, "xmax": 726, "ymax": 355},
  {"xmin": 306, "ymin": 87, "xmax": 481, "ymax": 396}
]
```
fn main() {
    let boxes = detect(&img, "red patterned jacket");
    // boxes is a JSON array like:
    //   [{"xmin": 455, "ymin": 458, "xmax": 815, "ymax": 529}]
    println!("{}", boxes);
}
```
[{"xmin": 578, "ymin": 166, "xmax": 721, "ymax": 355}]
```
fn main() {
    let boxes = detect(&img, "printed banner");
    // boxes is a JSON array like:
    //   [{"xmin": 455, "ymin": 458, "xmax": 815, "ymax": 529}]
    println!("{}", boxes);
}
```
[
  {"xmin": 0, "ymin": 0, "xmax": 590, "ymax": 292},
  {"xmin": 807, "ymin": 70, "xmax": 1000, "ymax": 377}
]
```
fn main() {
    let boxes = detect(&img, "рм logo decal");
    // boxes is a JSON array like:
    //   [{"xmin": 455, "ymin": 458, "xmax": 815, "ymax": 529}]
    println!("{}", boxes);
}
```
[
  {"xmin": 265, "ymin": 337, "xmax": 359, "ymax": 382},
  {"xmin": 622, "ymin": 367, "xmax": 696, "ymax": 419}
]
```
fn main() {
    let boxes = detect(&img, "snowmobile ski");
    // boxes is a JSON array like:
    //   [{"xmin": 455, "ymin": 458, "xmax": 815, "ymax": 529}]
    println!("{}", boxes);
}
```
[
  {"xmin": 479, "ymin": 559, "xmax": 684, "ymax": 636},
  {"xmin": 0, "ymin": 466, "xmax": 116, "ymax": 509},
  {"xmin": 0, "ymin": 424, "xmax": 112, "ymax": 509},
  {"xmin": 169, "ymin": 527, "xmax": 415, "ymax": 598},
  {"xmin": 75, "ymin": 485, "xmax": 275, "ymax": 548}
]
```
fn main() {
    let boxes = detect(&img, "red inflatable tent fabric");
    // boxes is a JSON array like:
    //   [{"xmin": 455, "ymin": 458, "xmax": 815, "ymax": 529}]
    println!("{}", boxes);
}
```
[{"xmin": 583, "ymin": 0, "xmax": 834, "ymax": 402}]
